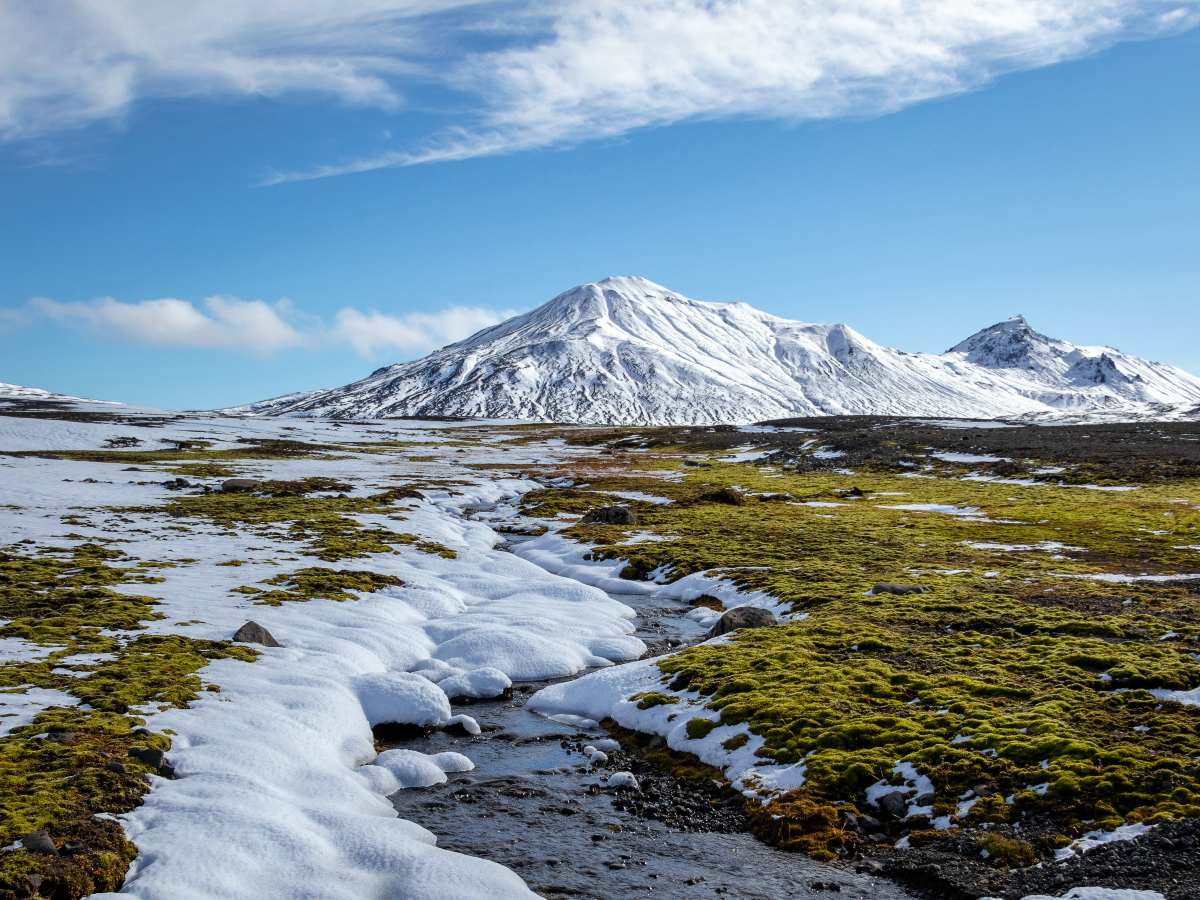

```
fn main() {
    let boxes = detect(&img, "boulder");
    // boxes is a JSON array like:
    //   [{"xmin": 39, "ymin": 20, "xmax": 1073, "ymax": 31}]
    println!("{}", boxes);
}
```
[
  {"xmin": 128, "ymin": 747, "xmax": 167, "ymax": 769},
  {"xmin": 20, "ymin": 831, "xmax": 57, "ymax": 854},
  {"xmin": 581, "ymin": 506, "xmax": 637, "ymax": 526},
  {"xmin": 876, "ymin": 790, "xmax": 910, "ymax": 819},
  {"xmin": 233, "ymin": 620, "xmax": 281, "ymax": 647},
  {"xmin": 698, "ymin": 487, "xmax": 745, "ymax": 505},
  {"xmin": 707, "ymin": 606, "xmax": 776, "ymax": 638},
  {"xmin": 870, "ymin": 583, "xmax": 929, "ymax": 596},
  {"xmin": 220, "ymin": 478, "xmax": 262, "ymax": 493}
]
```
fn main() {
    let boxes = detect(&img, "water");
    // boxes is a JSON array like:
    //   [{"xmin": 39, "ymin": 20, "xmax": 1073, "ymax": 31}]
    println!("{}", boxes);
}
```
[{"xmin": 387, "ymin": 583, "xmax": 917, "ymax": 899}]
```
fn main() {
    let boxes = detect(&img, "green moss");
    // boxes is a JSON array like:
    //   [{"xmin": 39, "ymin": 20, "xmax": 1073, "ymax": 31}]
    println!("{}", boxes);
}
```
[
  {"xmin": 722, "ymin": 733, "xmax": 750, "ymax": 751},
  {"xmin": 524, "ymin": 439, "xmax": 1200, "ymax": 861},
  {"xmin": 686, "ymin": 717, "xmax": 719, "ymax": 740},
  {"xmin": 0, "ymin": 543, "xmax": 258, "ymax": 898},
  {"xmin": 244, "ymin": 567, "xmax": 405, "ymax": 605},
  {"xmin": 633, "ymin": 691, "xmax": 680, "ymax": 710},
  {"xmin": 131, "ymin": 485, "xmax": 456, "ymax": 562}
]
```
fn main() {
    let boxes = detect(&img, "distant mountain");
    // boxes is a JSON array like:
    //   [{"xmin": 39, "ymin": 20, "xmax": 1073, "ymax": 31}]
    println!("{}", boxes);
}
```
[
  {"xmin": 0, "ymin": 382, "xmax": 98, "ymax": 404},
  {"xmin": 244, "ymin": 277, "xmax": 1200, "ymax": 425}
]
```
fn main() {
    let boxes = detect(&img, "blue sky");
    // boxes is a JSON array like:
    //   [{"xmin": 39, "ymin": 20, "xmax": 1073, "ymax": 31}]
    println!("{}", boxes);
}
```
[{"xmin": 1, "ymin": 2, "xmax": 1198, "ymax": 409}]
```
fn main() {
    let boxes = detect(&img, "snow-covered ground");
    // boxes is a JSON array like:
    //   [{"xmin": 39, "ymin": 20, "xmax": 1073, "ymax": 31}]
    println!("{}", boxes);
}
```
[{"xmin": 0, "ymin": 411, "xmax": 648, "ymax": 899}]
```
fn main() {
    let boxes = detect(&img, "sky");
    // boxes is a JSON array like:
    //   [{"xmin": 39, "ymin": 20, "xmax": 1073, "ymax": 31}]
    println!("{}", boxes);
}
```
[{"xmin": 1, "ymin": 1, "xmax": 1198, "ymax": 410}]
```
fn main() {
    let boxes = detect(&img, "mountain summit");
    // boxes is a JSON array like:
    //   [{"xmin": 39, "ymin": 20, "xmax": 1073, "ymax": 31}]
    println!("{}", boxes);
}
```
[{"xmin": 245, "ymin": 277, "xmax": 1200, "ymax": 425}]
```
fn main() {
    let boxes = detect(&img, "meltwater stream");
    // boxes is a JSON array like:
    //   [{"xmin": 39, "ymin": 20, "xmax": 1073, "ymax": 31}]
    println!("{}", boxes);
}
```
[{"xmin": 386, "ymin": 570, "xmax": 918, "ymax": 899}]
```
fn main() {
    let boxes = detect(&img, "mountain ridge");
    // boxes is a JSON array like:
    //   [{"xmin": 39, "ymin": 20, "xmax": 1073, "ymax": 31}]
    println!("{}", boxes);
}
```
[{"xmin": 239, "ymin": 276, "xmax": 1200, "ymax": 425}]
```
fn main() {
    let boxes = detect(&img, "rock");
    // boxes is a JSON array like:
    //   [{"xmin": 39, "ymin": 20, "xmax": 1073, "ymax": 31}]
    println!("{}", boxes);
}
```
[
  {"xmin": 232, "ymin": 620, "xmax": 281, "ymax": 647},
  {"xmin": 129, "ymin": 747, "xmax": 166, "ymax": 769},
  {"xmin": 698, "ymin": 487, "xmax": 745, "ymax": 505},
  {"xmin": 220, "ymin": 478, "xmax": 262, "ymax": 493},
  {"xmin": 877, "ymin": 790, "xmax": 910, "ymax": 819},
  {"xmin": 707, "ymin": 606, "xmax": 776, "ymax": 638},
  {"xmin": 581, "ymin": 505, "xmax": 638, "ymax": 526},
  {"xmin": 914, "ymin": 791, "xmax": 935, "ymax": 806},
  {"xmin": 870, "ymin": 583, "xmax": 929, "ymax": 596},
  {"xmin": 845, "ymin": 486, "xmax": 865, "ymax": 498},
  {"xmin": 20, "ymin": 831, "xmax": 57, "ymax": 854},
  {"xmin": 607, "ymin": 771, "xmax": 640, "ymax": 790},
  {"xmin": 162, "ymin": 477, "xmax": 191, "ymax": 490}
]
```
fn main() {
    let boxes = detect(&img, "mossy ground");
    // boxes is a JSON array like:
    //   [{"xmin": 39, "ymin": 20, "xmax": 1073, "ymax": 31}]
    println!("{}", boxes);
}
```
[
  {"xmin": 0, "ymin": 543, "xmax": 256, "ymax": 898},
  {"xmin": 237, "ymin": 567, "xmax": 405, "ymax": 605},
  {"xmin": 522, "ymin": 424, "xmax": 1200, "ymax": 864},
  {"xmin": 134, "ymin": 483, "xmax": 456, "ymax": 562}
]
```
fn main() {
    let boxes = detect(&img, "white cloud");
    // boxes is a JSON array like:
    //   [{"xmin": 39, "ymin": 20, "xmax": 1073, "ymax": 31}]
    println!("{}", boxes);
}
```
[
  {"xmin": 265, "ymin": 0, "xmax": 1200, "ymax": 181},
  {"xmin": 0, "ymin": 1, "xmax": 482, "ymax": 139},
  {"xmin": 332, "ymin": 305, "xmax": 516, "ymax": 356},
  {"xmin": 17, "ymin": 293, "xmax": 516, "ymax": 356},
  {"xmin": 1, "ymin": 2, "xmax": 1196, "ymax": 175},
  {"xmin": 29, "ymin": 295, "xmax": 307, "ymax": 352}
]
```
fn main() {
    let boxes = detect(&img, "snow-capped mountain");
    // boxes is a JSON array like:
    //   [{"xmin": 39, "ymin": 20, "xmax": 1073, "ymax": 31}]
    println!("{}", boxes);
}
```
[
  {"xmin": 0, "ymin": 382, "xmax": 98, "ymax": 404},
  {"xmin": 246, "ymin": 277, "xmax": 1200, "ymax": 425}
]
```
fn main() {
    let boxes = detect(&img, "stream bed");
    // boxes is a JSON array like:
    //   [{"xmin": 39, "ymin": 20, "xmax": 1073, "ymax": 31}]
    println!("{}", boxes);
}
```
[{"xmin": 387, "ymin": 578, "xmax": 919, "ymax": 899}]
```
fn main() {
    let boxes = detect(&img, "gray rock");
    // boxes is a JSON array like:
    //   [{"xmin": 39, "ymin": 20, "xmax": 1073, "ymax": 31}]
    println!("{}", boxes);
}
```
[
  {"xmin": 129, "ymin": 747, "xmax": 167, "ymax": 769},
  {"xmin": 233, "ymin": 620, "xmax": 281, "ymax": 647},
  {"xmin": 698, "ymin": 487, "xmax": 745, "ymax": 505},
  {"xmin": 220, "ymin": 478, "xmax": 262, "ymax": 493},
  {"xmin": 581, "ymin": 506, "xmax": 637, "ymax": 526},
  {"xmin": 707, "ymin": 606, "xmax": 776, "ymax": 638},
  {"xmin": 870, "ymin": 583, "xmax": 929, "ymax": 596},
  {"xmin": 876, "ymin": 790, "xmax": 910, "ymax": 819},
  {"xmin": 20, "ymin": 831, "xmax": 57, "ymax": 854},
  {"xmin": 914, "ymin": 791, "xmax": 935, "ymax": 806}
]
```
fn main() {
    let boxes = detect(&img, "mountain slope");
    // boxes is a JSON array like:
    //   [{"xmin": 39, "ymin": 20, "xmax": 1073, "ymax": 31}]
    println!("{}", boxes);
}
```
[
  {"xmin": 0, "ymin": 382, "xmax": 100, "ymax": 404},
  {"xmin": 248, "ymin": 277, "xmax": 1200, "ymax": 425}
]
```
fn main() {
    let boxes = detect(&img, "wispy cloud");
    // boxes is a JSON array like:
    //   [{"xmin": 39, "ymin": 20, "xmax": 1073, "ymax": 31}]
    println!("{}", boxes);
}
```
[
  {"xmin": 332, "ymin": 305, "xmax": 518, "ymax": 355},
  {"xmin": 0, "ymin": 1, "xmax": 482, "ymax": 140},
  {"xmin": 14, "ymin": 293, "xmax": 514, "ymax": 357},
  {"xmin": 3, "ymin": 2, "xmax": 1197, "ymax": 178},
  {"xmin": 29, "ymin": 295, "xmax": 308, "ymax": 352}
]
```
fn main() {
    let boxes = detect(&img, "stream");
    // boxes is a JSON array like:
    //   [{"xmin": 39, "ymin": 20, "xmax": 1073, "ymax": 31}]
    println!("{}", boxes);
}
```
[{"xmin": 386, "ymin": 529, "xmax": 919, "ymax": 900}]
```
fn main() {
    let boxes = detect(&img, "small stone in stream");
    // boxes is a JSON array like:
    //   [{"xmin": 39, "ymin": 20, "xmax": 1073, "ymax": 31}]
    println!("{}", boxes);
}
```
[
  {"xmin": 581, "ymin": 505, "xmax": 637, "ymax": 526},
  {"xmin": 914, "ymin": 791, "xmax": 935, "ymax": 806},
  {"xmin": 20, "ymin": 831, "xmax": 57, "ymax": 854},
  {"xmin": 221, "ymin": 477, "xmax": 262, "ymax": 493},
  {"xmin": 233, "ymin": 620, "xmax": 281, "ymax": 646},
  {"xmin": 162, "ymin": 478, "xmax": 191, "ymax": 490},
  {"xmin": 870, "ymin": 583, "xmax": 929, "ymax": 596},
  {"xmin": 707, "ymin": 606, "xmax": 776, "ymax": 638},
  {"xmin": 876, "ymin": 790, "xmax": 910, "ymax": 818}
]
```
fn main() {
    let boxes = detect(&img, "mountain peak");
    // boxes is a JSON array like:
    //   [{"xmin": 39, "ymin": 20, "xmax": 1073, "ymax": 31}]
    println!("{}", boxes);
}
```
[
  {"xmin": 245, "ymin": 279, "xmax": 1200, "ymax": 425},
  {"xmin": 946, "ymin": 314, "xmax": 1058, "ymax": 368}
]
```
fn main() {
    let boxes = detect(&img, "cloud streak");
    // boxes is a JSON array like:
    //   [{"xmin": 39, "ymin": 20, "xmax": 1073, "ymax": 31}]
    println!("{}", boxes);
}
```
[
  {"xmin": 332, "ymin": 305, "xmax": 519, "ymax": 355},
  {"xmin": 2, "ymin": 2, "xmax": 1197, "ymax": 178},
  {"xmin": 17, "ymin": 294, "xmax": 514, "ymax": 357}
]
